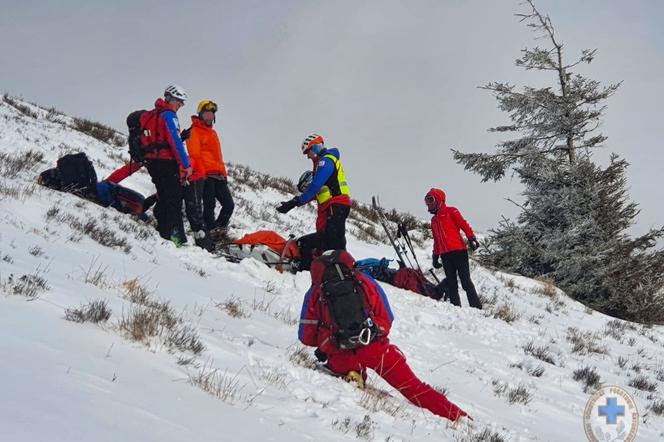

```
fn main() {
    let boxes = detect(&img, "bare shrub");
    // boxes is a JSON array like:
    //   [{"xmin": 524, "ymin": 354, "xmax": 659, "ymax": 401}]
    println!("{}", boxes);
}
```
[
  {"xmin": 72, "ymin": 117, "xmax": 124, "ymax": 146},
  {"xmin": 573, "ymin": 366, "xmax": 601, "ymax": 393},
  {"xmin": 0, "ymin": 149, "xmax": 45, "ymax": 179},
  {"xmin": 65, "ymin": 300, "xmax": 111, "ymax": 323},
  {"xmin": 2, "ymin": 254, "xmax": 13, "ymax": 264},
  {"xmin": 3, "ymin": 94, "xmax": 39, "ymax": 118},
  {"xmin": 656, "ymin": 370, "xmax": 664, "ymax": 383},
  {"xmin": 82, "ymin": 258, "xmax": 110, "ymax": 288},
  {"xmin": 523, "ymin": 342, "xmax": 556, "ymax": 365},
  {"xmin": 251, "ymin": 295, "xmax": 275, "ymax": 313},
  {"xmin": 48, "ymin": 209, "xmax": 131, "ymax": 252},
  {"xmin": 118, "ymin": 298, "xmax": 203, "ymax": 354},
  {"xmin": 121, "ymin": 277, "xmax": 152, "ymax": 304},
  {"xmin": 628, "ymin": 375, "xmax": 657, "ymax": 392},
  {"xmin": 358, "ymin": 388, "xmax": 404, "ymax": 417},
  {"xmin": 566, "ymin": 327, "xmax": 609, "ymax": 355},
  {"xmin": 604, "ymin": 319, "xmax": 637, "ymax": 341},
  {"xmin": 190, "ymin": 363, "xmax": 246, "ymax": 404},
  {"xmin": 455, "ymin": 428, "xmax": 508, "ymax": 442},
  {"xmin": 528, "ymin": 365, "xmax": 545, "ymax": 377},
  {"xmin": 217, "ymin": 297, "xmax": 250, "ymax": 319},
  {"xmin": 272, "ymin": 306, "xmax": 297, "ymax": 326},
  {"xmin": 534, "ymin": 277, "xmax": 558, "ymax": 298},
  {"xmin": 166, "ymin": 324, "xmax": 205, "ymax": 355},
  {"xmin": 479, "ymin": 292, "xmax": 499, "ymax": 307},
  {"xmin": 617, "ymin": 356, "xmax": 628, "ymax": 369},
  {"xmin": 507, "ymin": 384, "xmax": 532, "ymax": 405},
  {"xmin": 29, "ymin": 246, "xmax": 44, "ymax": 257},
  {"xmin": 287, "ymin": 346, "xmax": 316, "ymax": 369},
  {"xmin": 332, "ymin": 415, "xmax": 375, "ymax": 441},
  {"xmin": 492, "ymin": 302, "xmax": 521, "ymax": 323},
  {"xmin": 649, "ymin": 399, "xmax": 664, "ymax": 417},
  {"xmin": 2, "ymin": 272, "xmax": 49, "ymax": 298}
]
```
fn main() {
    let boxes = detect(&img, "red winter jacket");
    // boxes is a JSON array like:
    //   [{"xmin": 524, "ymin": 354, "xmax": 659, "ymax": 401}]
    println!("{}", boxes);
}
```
[
  {"xmin": 298, "ymin": 251, "xmax": 394, "ymax": 357},
  {"xmin": 427, "ymin": 188, "xmax": 475, "ymax": 255},
  {"xmin": 141, "ymin": 99, "xmax": 191, "ymax": 169}
]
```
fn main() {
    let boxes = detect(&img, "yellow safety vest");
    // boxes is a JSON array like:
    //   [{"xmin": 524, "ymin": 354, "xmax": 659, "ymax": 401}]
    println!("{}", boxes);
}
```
[{"xmin": 316, "ymin": 154, "xmax": 350, "ymax": 204}]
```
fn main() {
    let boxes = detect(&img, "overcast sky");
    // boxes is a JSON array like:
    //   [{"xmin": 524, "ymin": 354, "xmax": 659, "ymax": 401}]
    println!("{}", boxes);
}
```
[{"xmin": 1, "ymin": 0, "xmax": 662, "ymax": 236}]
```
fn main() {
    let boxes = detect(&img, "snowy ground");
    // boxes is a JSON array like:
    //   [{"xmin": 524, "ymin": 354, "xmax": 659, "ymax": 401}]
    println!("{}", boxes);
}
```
[{"xmin": 1, "ymin": 96, "xmax": 664, "ymax": 441}]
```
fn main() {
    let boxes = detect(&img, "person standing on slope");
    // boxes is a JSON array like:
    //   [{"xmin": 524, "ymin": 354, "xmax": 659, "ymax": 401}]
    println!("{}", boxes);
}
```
[
  {"xmin": 298, "ymin": 250, "xmax": 470, "ymax": 422},
  {"xmin": 426, "ymin": 188, "xmax": 482, "ymax": 309},
  {"xmin": 142, "ymin": 85, "xmax": 192, "ymax": 246},
  {"xmin": 276, "ymin": 134, "xmax": 351, "ymax": 271}
]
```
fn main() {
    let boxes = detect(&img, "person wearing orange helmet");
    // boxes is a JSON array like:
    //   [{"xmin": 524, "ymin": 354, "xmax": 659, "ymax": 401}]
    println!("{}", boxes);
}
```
[
  {"xmin": 277, "ymin": 133, "xmax": 352, "ymax": 270},
  {"xmin": 425, "ymin": 188, "xmax": 482, "ymax": 309}
]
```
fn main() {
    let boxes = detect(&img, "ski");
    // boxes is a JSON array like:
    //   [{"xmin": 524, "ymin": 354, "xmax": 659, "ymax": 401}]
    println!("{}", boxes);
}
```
[{"xmin": 371, "ymin": 196, "xmax": 407, "ymax": 268}]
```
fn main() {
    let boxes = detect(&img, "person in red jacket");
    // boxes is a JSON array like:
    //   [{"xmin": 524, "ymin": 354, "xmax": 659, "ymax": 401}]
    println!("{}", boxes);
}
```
[
  {"xmin": 298, "ymin": 250, "xmax": 470, "ymax": 422},
  {"xmin": 425, "ymin": 188, "xmax": 482, "ymax": 309}
]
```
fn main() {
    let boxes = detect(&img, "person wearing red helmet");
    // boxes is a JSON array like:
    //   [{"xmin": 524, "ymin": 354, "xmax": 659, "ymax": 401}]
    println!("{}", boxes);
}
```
[{"xmin": 425, "ymin": 188, "xmax": 482, "ymax": 309}]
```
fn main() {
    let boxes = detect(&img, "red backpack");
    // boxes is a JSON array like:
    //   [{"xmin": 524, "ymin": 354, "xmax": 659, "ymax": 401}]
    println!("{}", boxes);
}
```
[{"xmin": 126, "ymin": 109, "xmax": 168, "ymax": 164}]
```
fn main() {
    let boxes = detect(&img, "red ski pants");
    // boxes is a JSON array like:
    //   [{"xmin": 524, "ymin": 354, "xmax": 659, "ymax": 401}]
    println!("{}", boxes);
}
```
[{"xmin": 326, "ymin": 339, "xmax": 467, "ymax": 421}]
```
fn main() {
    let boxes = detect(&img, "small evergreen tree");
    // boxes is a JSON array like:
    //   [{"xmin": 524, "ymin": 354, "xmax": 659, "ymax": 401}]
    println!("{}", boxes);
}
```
[{"xmin": 454, "ymin": 0, "xmax": 664, "ymax": 322}]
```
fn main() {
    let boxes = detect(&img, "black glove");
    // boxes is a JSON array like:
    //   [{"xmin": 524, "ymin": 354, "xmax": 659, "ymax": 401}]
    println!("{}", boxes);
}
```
[
  {"xmin": 468, "ymin": 237, "xmax": 480, "ymax": 251},
  {"xmin": 432, "ymin": 254, "xmax": 443, "ymax": 269},
  {"xmin": 314, "ymin": 348, "xmax": 327, "ymax": 363},
  {"xmin": 276, "ymin": 198, "xmax": 298, "ymax": 214}
]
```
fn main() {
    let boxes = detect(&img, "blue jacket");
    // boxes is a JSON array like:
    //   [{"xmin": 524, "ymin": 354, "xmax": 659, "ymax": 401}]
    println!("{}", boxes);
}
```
[{"xmin": 296, "ymin": 148, "xmax": 341, "ymax": 205}]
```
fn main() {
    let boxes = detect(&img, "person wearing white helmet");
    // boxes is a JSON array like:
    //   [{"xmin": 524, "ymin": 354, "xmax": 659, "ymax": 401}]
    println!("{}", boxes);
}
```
[
  {"xmin": 141, "ymin": 84, "xmax": 193, "ymax": 246},
  {"xmin": 277, "ymin": 133, "xmax": 352, "ymax": 270}
]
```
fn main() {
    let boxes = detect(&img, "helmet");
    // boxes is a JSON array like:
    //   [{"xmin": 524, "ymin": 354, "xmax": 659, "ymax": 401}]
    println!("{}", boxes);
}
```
[
  {"xmin": 164, "ymin": 85, "xmax": 188, "ymax": 101},
  {"xmin": 301, "ymin": 133, "xmax": 324, "ymax": 155},
  {"xmin": 197, "ymin": 100, "xmax": 218, "ymax": 114},
  {"xmin": 297, "ymin": 170, "xmax": 314, "ymax": 192}
]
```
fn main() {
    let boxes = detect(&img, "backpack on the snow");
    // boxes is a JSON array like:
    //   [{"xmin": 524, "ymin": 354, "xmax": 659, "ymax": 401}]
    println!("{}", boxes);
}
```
[
  {"xmin": 126, "ymin": 109, "xmax": 167, "ymax": 164},
  {"xmin": 38, "ymin": 152, "xmax": 97, "ymax": 198},
  {"xmin": 317, "ymin": 251, "xmax": 379, "ymax": 350}
]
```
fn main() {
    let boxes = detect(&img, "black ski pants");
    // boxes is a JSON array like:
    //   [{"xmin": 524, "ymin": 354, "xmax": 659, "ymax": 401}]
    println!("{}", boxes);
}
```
[
  {"xmin": 146, "ymin": 160, "xmax": 185, "ymax": 241},
  {"xmin": 441, "ymin": 250, "xmax": 482, "ymax": 309},
  {"xmin": 203, "ymin": 177, "xmax": 235, "ymax": 229},
  {"xmin": 297, "ymin": 203, "xmax": 350, "ymax": 271},
  {"xmin": 183, "ymin": 179, "xmax": 207, "ymax": 233}
]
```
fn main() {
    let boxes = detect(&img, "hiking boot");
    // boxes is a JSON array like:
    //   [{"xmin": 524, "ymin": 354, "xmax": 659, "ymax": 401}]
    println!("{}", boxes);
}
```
[
  {"xmin": 193, "ymin": 230, "xmax": 213, "ymax": 252},
  {"xmin": 170, "ymin": 232, "xmax": 184, "ymax": 248},
  {"xmin": 210, "ymin": 226, "xmax": 228, "ymax": 241}
]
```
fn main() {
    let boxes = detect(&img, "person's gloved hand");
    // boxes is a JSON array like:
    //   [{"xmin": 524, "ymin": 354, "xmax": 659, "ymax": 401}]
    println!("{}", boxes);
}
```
[
  {"xmin": 276, "ymin": 198, "xmax": 298, "ymax": 214},
  {"xmin": 432, "ymin": 254, "xmax": 443, "ymax": 269},
  {"xmin": 468, "ymin": 237, "xmax": 480, "ymax": 251},
  {"xmin": 314, "ymin": 348, "xmax": 327, "ymax": 363}
]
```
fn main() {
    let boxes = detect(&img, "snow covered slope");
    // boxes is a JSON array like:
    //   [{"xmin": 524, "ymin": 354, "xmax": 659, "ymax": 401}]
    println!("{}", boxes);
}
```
[{"xmin": 1, "ymin": 95, "xmax": 663, "ymax": 441}]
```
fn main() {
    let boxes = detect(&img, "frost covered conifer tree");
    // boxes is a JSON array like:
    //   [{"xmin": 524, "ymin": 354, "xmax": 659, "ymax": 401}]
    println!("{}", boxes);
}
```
[{"xmin": 453, "ymin": 0, "xmax": 664, "ymax": 322}]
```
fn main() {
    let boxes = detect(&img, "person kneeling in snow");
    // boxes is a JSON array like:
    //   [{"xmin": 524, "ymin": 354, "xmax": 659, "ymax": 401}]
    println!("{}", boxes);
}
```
[{"xmin": 298, "ymin": 250, "xmax": 470, "ymax": 422}]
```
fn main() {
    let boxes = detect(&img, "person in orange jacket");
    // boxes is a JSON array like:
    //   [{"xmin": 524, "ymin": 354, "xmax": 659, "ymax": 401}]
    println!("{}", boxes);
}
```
[
  {"xmin": 179, "ymin": 100, "xmax": 220, "ymax": 251},
  {"xmin": 186, "ymin": 100, "xmax": 234, "ymax": 239},
  {"xmin": 425, "ymin": 188, "xmax": 482, "ymax": 309}
]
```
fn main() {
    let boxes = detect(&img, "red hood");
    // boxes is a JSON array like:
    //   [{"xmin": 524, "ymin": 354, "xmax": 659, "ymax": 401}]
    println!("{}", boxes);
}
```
[
  {"xmin": 426, "ymin": 188, "xmax": 446, "ymax": 212},
  {"xmin": 155, "ymin": 98, "xmax": 171, "ymax": 111}
]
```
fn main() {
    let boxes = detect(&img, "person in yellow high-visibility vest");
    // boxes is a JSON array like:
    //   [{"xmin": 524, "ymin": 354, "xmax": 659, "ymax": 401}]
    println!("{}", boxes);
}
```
[{"xmin": 277, "ymin": 133, "xmax": 352, "ymax": 270}]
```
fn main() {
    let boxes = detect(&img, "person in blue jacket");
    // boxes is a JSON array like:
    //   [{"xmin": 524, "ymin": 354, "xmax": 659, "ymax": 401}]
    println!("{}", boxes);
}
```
[
  {"xmin": 277, "ymin": 134, "xmax": 352, "ymax": 270},
  {"xmin": 141, "ymin": 85, "xmax": 192, "ymax": 245}
]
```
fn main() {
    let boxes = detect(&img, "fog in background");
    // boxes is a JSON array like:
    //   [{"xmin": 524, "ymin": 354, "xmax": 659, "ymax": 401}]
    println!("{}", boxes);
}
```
[{"xmin": 1, "ymin": 0, "xmax": 661, "ymax": 236}]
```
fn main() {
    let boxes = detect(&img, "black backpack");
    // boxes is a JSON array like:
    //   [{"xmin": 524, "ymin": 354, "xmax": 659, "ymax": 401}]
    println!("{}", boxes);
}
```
[
  {"xmin": 50, "ymin": 152, "xmax": 97, "ymax": 198},
  {"xmin": 318, "ymin": 254, "xmax": 378, "ymax": 349},
  {"xmin": 126, "ymin": 110, "xmax": 147, "ymax": 164}
]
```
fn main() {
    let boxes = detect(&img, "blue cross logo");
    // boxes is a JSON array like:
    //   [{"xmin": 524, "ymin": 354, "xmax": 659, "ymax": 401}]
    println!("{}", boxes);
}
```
[{"xmin": 598, "ymin": 397, "xmax": 625, "ymax": 425}]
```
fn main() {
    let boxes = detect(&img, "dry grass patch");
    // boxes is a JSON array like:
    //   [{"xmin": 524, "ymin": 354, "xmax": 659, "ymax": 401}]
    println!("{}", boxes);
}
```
[
  {"xmin": 217, "ymin": 297, "xmax": 250, "ymax": 319},
  {"xmin": 65, "ymin": 300, "xmax": 111, "ymax": 323},
  {"xmin": 189, "ymin": 363, "xmax": 246, "ymax": 404},
  {"xmin": 573, "ymin": 366, "xmax": 601, "ymax": 393}
]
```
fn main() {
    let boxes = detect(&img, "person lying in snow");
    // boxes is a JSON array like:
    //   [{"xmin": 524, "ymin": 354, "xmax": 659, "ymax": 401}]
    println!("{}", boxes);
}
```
[{"xmin": 298, "ymin": 249, "xmax": 470, "ymax": 422}]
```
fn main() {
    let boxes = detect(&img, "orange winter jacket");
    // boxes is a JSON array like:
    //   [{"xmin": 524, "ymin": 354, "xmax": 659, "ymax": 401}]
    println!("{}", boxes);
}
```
[{"xmin": 186, "ymin": 116, "xmax": 227, "ymax": 178}]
